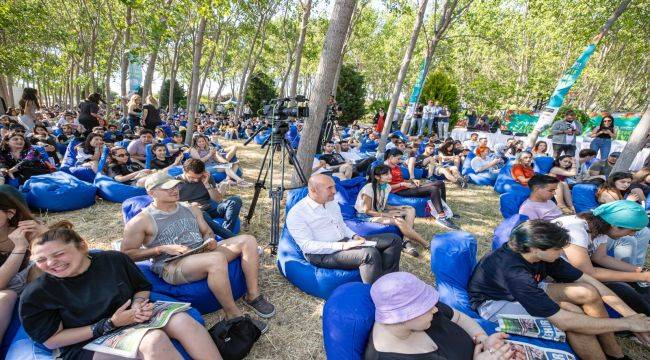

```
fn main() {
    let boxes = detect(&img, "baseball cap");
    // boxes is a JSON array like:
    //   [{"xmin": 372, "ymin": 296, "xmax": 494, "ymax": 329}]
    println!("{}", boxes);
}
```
[
  {"xmin": 144, "ymin": 172, "xmax": 182, "ymax": 191},
  {"xmin": 371, "ymin": 272, "xmax": 439, "ymax": 324}
]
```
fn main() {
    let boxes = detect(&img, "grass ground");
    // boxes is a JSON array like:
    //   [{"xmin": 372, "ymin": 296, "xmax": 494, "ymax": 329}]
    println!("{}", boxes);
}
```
[{"xmin": 42, "ymin": 139, "xmax": 649, "ymax": 359}]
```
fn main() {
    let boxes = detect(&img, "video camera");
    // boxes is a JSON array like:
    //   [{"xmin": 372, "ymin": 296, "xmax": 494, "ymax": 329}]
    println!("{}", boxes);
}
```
[{"xmin": 262, "ymin": 95, "xmax": 309, "ymax": 120}]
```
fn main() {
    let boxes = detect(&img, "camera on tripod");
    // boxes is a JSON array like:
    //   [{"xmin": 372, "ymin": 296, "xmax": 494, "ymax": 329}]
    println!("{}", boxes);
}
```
[{"xmin": 262, "ymin": 95, "xmax": 310, "ymax": 120}]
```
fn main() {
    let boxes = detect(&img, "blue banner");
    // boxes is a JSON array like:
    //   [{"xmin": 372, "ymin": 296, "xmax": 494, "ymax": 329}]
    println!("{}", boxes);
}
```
[
  {"xmin": 547, "ymin": 44, "xmax": 596, "ymax": 109},
  {"xmin": 408, "ymin": 60, "xmax": 427, "ymax": 104}
]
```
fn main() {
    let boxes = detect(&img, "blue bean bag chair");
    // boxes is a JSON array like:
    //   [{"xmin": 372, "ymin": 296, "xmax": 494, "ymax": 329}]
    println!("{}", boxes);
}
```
[
  {"xmin": 461, "ymin": 151, "xmax": 476, "ymax": 176},
  {"xmin": 0, "ymin": 305, "xmax": 21, "ymax": 357},
  {"xmin": 254, "ymin": 129, "xmax": 271, "ymax": 145},
  {"xmin": 493, "ymin": 161, "xmax": 528, "ymax": 194},
  {"xmin": 499, "ymin": 188, "xmax": 531, "ymax": 218},
  {"xmin": 533, "ymin": 156, "xmax": 554, "ymax": 175},
  {"xmin": 94, "ymin": 147, "xmax": 147, "ymax": 203},
  {"xmin": 430, "ymin": 231, "xmax": 575, "ymax": 354},
  {"xmin": 492, "ymin": 214, "xmax": 529, "ymax": 250},
  {"xmin": 572, "ymin": 183, "xmax": 599, "ymax": 213},
  {"xmin": 460, "ymin": 153, "xmax": 497, "ymax": 186},
  {"xmin": 277, "ymin": 188, "xmax": 363, "ymax": 299},
  {"xmin": 59, "ymin": 139, "xmax": 97, "ymax": 183},
  {"xmin": 4, "ymin": 292, "xmax": 202, "ymax": 360},
  {"xmin": 122, "ymin": 195, "xmax": 240, "ymax": 236},
  {"xmin": 322, "ymin": 282, "xmax": 374, "ymax": 360},
  {"xmin": 22, "ymin": 171, "xmax": 96, "ymax": 212}
]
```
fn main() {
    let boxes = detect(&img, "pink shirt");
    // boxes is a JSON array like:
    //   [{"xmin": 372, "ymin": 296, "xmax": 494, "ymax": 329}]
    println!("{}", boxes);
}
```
[{"xmin": 518, "ymin": 199, "xmax": 562, "ymax": 221}]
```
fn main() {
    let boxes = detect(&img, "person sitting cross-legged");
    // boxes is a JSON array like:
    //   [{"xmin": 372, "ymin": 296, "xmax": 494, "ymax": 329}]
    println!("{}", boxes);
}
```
[
  {"xmin": 121, "ymin": 172, "xmax": 275, "ymax": 333},
  {"xmin": 286, "ymin": 174, "xmax": 402, "ymax": 284},
  {"xmin": 468, "ymin": 220, "xmax": 650, "ymax": 360},
  {"xmin": 176, "ymin": 158, "xmax": 242, "ymax": 240},
  {"xmin": 518, "ymin": 174, "xmax": 563, "ymax": 221}
]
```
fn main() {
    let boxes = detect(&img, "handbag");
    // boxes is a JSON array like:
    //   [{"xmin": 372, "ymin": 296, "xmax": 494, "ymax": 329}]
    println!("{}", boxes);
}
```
[{"xmin": 208, "ymin": 315, "xmax": 261, "ymax": 360}]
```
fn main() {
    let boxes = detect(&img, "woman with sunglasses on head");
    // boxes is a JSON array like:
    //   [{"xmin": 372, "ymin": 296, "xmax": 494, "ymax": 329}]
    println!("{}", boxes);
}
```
[
  {"xmin": 0, "ymin": 192, "xmax": 47, "ymax": 344},
  {"xmin": 19, "ymin": 221, "xmax": 222, "ymax": 360},
  {"xmin": 590, "ymin": 114, "xmax": 616, "ymax": 160},
  {"xmin": 107, "ymin": 147, "xmax": 154, "ymax": 187},
  {"xmin": 0, "ymin": 132, "xmax": 54, "ymax": 184}
]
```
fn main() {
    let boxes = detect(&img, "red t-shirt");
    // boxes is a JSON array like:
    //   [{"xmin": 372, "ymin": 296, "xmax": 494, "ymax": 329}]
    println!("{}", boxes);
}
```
[
  {"xmin": 389, "ymin": 166, "xmax": 408, "ymax": 192},
  {"xmin": 511, "ymin": 164, "xmax": 535, "ymax": 185}
]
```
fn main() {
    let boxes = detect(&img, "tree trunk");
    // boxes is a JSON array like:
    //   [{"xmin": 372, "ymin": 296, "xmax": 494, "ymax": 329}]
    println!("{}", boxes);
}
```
[
  {"xmin": 289, "ymin": 0, "xmax": 312, "ymax": 100},
  {"xmin": 120, "ymin": 6, "xmax": 133, "ymax": 118},
  {"xmin": 105, "ymin": 32, "xmax": 120, "ymax": 112},
  {"xmin": 236, "ymin": 12, "xmax": 267, "ymax": 115},
  {"xmin": 168, "ymin": 37, "xmax": 182, "ymax": 114},
  {"xmin": 238, "ymin": 21, "xmax": 269, "ymax": 113},
  {"xmin": 6, "ymin": 74, "xmax": 15, "ymax": 107},
  {"xmin": 198, "ymin": 45, "xmax": 217, "ymax": 100},
  {"xmin": 0, "ymin": 75, "xmax": 8, "ymax": 104},
  {"xmin": 612, "ymin": 105, "xmax": 649, "ymax": 173},
  {"xmin": 293, "ymin": 0, "xmax": 357, "ymax": 186},
  {"xmin": 377, "ymin": 0, "xmax": 428, "ymax": 155},
  {"xmin": 141, "ymin": 0, "xmax": 173, "ymax": 98},
  {"xmin": 184, "ymin": 17, "xmax": 207, "ymax": 145}
]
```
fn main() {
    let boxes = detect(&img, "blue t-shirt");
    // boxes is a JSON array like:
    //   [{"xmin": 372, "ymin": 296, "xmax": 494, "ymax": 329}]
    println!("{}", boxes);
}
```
[{"xmin": 467, "ymin": 243, "xmax": 583, "ymax": 318}]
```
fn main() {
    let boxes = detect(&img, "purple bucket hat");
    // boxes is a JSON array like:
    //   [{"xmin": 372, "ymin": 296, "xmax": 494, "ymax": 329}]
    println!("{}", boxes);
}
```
[{"xmin": 370, "ymin": 272, "xmax": 439, "ymax": 324}]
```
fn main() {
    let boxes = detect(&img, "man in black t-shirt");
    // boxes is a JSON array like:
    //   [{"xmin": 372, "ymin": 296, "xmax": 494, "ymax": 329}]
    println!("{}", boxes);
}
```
[
  {"xmin": 468, "ymin": 220, "xmax": 650, "ymax": 359},
  {"xmin": 176, "ymin": 158, "xmax": 242, "ymax": 240}
]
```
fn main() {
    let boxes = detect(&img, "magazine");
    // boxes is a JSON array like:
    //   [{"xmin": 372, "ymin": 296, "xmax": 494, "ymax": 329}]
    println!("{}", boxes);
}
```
[
  {"xmin": 163, "ymin": 239, "xmax": 213, "ymax": 263},
  {"xmin": 497, "ymin": 314, "xmax": 566, "ymax": 342},
  {"xmin": 83, "ymin": 301, "xmax": 190, "ymax": 358},
  {"xmin": 507, "ymin": 341, "xmax": 576, "ymax": 360}
]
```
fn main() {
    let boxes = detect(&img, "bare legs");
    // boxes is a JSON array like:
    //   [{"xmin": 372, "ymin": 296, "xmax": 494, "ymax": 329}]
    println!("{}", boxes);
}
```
[
  {"xmin": 371, "ymin": 207, "xmax": 428, "ymax": 248},
  {"xmin": 546, "ymin": 282, "xmax": 623, "ymax": 360},
  {"xmin": 555, "ymin": 181, "xmax": 575, "ymax": 213}
]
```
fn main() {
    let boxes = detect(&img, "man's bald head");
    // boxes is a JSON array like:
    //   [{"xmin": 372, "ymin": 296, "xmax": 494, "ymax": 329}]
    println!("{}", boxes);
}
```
[{"xmin": 308, "ymin": 174, "xmax": 336, "ymax": 204}]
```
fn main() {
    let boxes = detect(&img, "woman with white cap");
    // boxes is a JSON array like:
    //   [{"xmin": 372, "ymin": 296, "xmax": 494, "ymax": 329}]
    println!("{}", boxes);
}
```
[{"xmin": 366, "ymin": 272, "xmax": 516, "ymax": 359}]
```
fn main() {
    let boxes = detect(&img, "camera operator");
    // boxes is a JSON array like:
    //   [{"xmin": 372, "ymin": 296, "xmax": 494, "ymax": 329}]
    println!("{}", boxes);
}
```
[{"xmin": 316, "ymin": 95, "xmax": 342, "ymax": 154}]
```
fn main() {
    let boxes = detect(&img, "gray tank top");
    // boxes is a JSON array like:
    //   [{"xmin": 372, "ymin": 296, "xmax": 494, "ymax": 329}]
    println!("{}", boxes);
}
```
[{"xmin": 142, "ymin": 203, "xmax": 204, "ymax": 274}]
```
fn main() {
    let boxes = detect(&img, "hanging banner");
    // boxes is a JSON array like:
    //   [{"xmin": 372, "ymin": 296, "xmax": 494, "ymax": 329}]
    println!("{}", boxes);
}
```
[
  {"xmin": 508, "ymin": 111, "xmax": 641, "ymax": 141},
  {"xmin": 128, "ymin": 52, "xmax": 142, "ymax": 94},
  {"xmin": 408, "ymin": 60, "xmax": 427, "ymax": 103},
  {"xmin": 533, "ymin": 44, "xmax": 597, "ymax": 132}
]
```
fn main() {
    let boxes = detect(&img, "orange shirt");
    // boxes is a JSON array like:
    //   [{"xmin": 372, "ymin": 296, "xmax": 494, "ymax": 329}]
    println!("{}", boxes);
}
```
[
  {"xmin": 511, "ymin": 164, "xmax": 534, "ymax": 185},
  {"xmin": 389, "ymin": 166, "xmax": 408, "ymax": 193}
]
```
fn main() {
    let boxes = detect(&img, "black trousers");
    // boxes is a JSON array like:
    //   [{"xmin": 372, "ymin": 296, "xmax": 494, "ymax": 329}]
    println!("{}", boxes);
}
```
[
  {"xmin": 604, "ymin": 281, "xmax": 650, "ymax": 316},
  {"xmin": 552, "ymin": 143, "xmax": 576, "ymax": 158},
  {"xmin": 353, "ymin": 156, "xmax": 377, "ymax": 177},
  {"xmin": 395, "ymin": 180, "xmax": 447, "ymax": 214},
  {"xmin": 304, "ymin": 233, "xmax": 402, "ymax": 284}
]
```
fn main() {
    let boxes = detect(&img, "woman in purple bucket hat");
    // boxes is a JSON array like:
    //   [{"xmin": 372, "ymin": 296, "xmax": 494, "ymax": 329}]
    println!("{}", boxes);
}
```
[{"xmin": 366, "ymin": 272, "xmax": 518, "ymax": 360}]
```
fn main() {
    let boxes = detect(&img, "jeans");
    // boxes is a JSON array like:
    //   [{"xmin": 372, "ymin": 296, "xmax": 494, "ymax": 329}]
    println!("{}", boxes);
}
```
[
  {"xmin": 552, "ymin": 143, "xmax": 576, "ymax": 158},
  {"xmin": 604, "ymin": 281, "xmax": 650, "ymax": 316},
  {"xmin": 589, "ymin": 137, "xmax": 612, "ymax": 160},
  {"xmin": 201, "ymin": 196, "xmax": 243, "ymax": 239},
  {"xmin": 408, "ymin": 117, "xmax": 423, "ymax": 136},
  {"xmin": 607, "ymin": 227, "xmax": 650, "ymax": 268},
  {"xmin": 437, "ymin": 121, "xmax": 449, "ymax": 139},
  {"xmin": 422, "ymin": 116, "xmax": 434, "ymax": 136},
  {"xmin": 304, "ymin": 233, "xmax": 402, "ymax": 284}
]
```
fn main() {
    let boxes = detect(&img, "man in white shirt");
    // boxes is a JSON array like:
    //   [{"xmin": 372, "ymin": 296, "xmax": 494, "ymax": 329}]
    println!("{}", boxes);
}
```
[
  {"xmin": 286, "ymin": 174, "xmax": 402, "ymax": 283},
  {"xmin": 463, "ymin": 132, "xmax": 479, "ymax": 151},
  {"xmin": 338, "ymin": 139, "xmax": 376, "ymax": 176},
  {"xmin": 423, "ymin": 100, "xmax": 435, "ymax": 135}
]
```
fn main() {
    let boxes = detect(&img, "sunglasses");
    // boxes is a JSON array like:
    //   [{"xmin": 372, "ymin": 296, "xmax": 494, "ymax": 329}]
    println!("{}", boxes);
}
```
[{"xmin": 114, "ymin": 153, "xmax": 128, "ymax": 158}]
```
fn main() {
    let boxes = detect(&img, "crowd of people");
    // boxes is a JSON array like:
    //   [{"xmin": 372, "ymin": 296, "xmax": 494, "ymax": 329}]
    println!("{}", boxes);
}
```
[{"xmin": 0, "ymin": 87, "xmax": 649, "ymax": 359}]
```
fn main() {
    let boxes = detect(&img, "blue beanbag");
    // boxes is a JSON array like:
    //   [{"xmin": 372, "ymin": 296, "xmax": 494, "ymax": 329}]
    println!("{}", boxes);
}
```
[
  {"xmin": 499, "ymin": 188, "xmax": 531, "ymax": 218},
  {"xmin": 22, "ymin": 171, "xmax": 96, "ymax": 212},
  {"xmin": 322, "ymin": 282, "xmax": 374, "ymax": 360},
  {"xmin": 572, "ymin": 183, "xmax": 599, "ymax": 213},
  {"xmin": 277, "ymin": 188, "xmax": 362, "ymax": 299},
  {"xmin": 136, "ymin": 261, "xmax": 246, "ymax": 314},
  {"xmin": 59, "ymin": 139, "xmax": 97, "ymax": 183},
  {"xmin": 461, "ymin": 151, "xmax": 476, "ymax": 176},
  {"xmin": 430, "ymin": 231, "xmax": 575, "ymax": 354},
  {"xmin": 94, "ymin": 173, "xmax": 147, "ymax": 203},
  {"xmin": 493, "ymin": 214, "xmax": 529, "ymax": 250},
  {"xmin": 493, "ymin": 161, "xmax": 528, "ymax": 194},
  {"xmin": 468, "ymin": 172, "xmax": 497, "ymax": 186},
  {"xmin": 254, "ymin": 129, "xmax": 271, "ymax": 145},
  {"xmin": 0, "ymin": 305, "xmax": 20, "ymax": 357},
  {"xmin": 387, "ymin": 193, "xmax": 430, "ymax": 217},
  {"xmin": 4, "ymin": 292, "xmax": 202, "ymax": 360},
  {"xmin": 533, "ymin": 156, "xmax": 554, "ymax": 175}
]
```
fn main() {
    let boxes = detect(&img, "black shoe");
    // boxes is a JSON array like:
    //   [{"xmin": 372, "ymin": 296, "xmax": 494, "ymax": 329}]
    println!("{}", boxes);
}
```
[
  {"xmin": 436, "ymin": 217, "xmax": 460, "ymax": 230},
  {"xmin": 402, "ymin": 241, "xmax": 419, "ymax": 257},
  {"xmin": 461, "ymin": 176, "xmax": 469, "ymax": 189},
  {"xmin": 452, "ymin": 214, "xmax": 461, "ymax": 220}
]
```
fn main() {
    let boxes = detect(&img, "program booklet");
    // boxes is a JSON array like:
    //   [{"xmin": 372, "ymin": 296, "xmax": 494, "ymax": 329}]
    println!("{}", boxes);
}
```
[
  {"xmin": 497, "ymin": 314, "xmax": 566, "ymax": 342},
  {"xmin": 163, "ymin": 239, "xmax": 212, "ymax": 263},
  {"xmin": 83, "ymin": 301, "xmax": 190, "ymax": 358},
  {"xmin": 507, "ymin": 341, "xmax": 576, "ymax": 360}
]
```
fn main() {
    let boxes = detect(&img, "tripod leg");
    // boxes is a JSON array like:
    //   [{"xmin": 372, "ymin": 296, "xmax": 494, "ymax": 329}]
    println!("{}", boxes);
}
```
[
  {"xmin": 284, "ymin": 140, "xmax": 307, "ymax": 185},
  {"xmin": 244, "ymin": 144, "xmax": 272, "ymax": 225}
]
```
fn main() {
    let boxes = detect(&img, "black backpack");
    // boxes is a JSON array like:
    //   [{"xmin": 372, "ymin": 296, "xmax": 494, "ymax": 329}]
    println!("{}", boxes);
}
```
[{"xmin": 208, "ymin": 315, "xmax": 261, "ymax": 360}]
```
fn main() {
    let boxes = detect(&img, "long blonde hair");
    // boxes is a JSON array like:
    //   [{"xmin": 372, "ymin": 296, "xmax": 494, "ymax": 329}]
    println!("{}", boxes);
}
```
[
  {"xmin": 146, "ymin": 95, "xmax": 158, "ymax": 107},
  {"xmin": 127, "ymin": 94, "xmax": 142, "ymax": 109}
]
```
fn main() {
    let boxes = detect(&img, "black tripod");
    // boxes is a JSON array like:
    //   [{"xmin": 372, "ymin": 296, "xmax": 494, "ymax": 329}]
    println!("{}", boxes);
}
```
[{"xmin": 243, "ymin": 121, "xmax": 307, "ymax": 254}]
